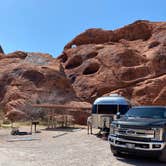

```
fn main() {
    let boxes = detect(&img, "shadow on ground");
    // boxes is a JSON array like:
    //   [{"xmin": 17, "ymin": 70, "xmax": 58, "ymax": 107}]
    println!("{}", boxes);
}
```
[
  {"xmin": 116, "ymin": 154, "xmax": 165, "ymax": 166},
  {"xmin": 42, "ymin": 126, "xmax": 84, "ymax": 132}
]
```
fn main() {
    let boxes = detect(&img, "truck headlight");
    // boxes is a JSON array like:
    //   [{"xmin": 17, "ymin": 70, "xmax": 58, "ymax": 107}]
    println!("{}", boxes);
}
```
[
  {"xmin": 110, "ymin": 126, "xmax": 114, "ymax": 134},
  {"xmin": 110, "ymin": 124, "xmax": 117, "ymax": 134},
  {"xmin": 153, "ymin": 128, "xmax": 162, "ymax": 141}
]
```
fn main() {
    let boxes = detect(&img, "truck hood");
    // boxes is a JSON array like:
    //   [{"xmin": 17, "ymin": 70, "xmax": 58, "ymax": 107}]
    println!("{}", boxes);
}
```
[{"xmin": 113, "ymin": 117, "xmax": 166, "ymax": 128}]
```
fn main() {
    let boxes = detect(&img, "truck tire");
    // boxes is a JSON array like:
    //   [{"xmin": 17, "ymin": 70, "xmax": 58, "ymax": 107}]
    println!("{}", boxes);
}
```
[
  {"xmin": 110, "ymin": 145, "xmax": 122, "ymax": 157},
  {"xmin": 159, "ymin": 147, "xmax": 166, "ymax": 162}
]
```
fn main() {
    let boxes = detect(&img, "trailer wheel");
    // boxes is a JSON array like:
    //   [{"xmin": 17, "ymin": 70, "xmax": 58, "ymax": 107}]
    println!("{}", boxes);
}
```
[
  {"xmin": 110, "ymin": 145, "xmax": 122, "ymax": 157},
  {"xmin": 159, "ymin": 147, "xmax": 166, "ymax": 162}
]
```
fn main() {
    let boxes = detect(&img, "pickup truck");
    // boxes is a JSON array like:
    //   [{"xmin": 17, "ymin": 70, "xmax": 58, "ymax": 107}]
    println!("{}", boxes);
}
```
[{"xmin": 108, "ymin": 106, "xmax": 166, "ymax": 162}]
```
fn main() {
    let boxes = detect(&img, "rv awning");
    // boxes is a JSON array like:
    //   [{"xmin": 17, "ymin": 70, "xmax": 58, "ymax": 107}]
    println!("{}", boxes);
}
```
[{"xmin": 32, "ymin": 102, "xmax": 92, "ymax": 110}]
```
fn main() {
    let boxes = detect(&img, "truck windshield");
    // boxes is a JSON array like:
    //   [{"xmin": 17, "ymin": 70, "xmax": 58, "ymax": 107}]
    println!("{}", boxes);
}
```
[{"xmin": 125, "ymin": 107, "xmax": 166, "ymax": 119}]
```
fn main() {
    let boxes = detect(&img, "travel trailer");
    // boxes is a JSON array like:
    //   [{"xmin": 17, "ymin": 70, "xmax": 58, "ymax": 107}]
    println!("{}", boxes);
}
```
[{"xmin": 92, "ymin": 94, "xmax": 131, "ymax": 133}]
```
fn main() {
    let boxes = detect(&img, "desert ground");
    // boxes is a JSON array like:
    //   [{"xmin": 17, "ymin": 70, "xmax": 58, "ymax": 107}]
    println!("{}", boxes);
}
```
[{"xmin": 0, "ymin": 126, "xmax": 165, "ymax": 166}]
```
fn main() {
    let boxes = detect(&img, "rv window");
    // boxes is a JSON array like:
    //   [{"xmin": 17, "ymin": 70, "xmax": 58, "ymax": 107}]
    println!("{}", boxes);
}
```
[
  {"xmin": 92, "ymin": 104, "xmax": 130, "ymax": 114},
  {"xmin": 92, "ymin": 105, "xmax": 97, "ymax": 113},
  {"xmin": 98, "ymin": 105, "xmax": 117, "ymax": 114}
]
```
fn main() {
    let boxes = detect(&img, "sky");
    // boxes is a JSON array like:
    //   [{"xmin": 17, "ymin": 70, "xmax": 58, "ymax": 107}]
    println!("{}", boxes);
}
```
[{"xmin": 0, "ymin": 0, "xmax": 165, "ymax": 57}]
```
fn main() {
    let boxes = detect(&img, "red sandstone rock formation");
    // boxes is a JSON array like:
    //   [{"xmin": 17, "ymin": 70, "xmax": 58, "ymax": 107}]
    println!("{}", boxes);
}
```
[
  {"xmin": 0, "ymin": 20, "xmax": 165, "ymax": 123},
  {"xmin": 59, "ymin": 20, "xmax": 166, "ymax": 105},
  {"xmin": 0, "ymin": 51, "xmax": 90, "ymax": 122}
]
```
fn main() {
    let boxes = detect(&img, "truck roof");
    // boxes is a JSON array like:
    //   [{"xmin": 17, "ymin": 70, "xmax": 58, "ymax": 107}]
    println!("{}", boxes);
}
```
[{"xmin": 132, "ymin": 106, "xmax": 166, "ymax": 109}]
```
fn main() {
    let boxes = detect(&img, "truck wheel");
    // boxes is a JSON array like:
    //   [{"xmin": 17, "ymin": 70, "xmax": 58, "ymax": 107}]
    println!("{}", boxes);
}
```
[
  {"xmin": 110, "ymin": 145, "xmax": 122, "ymax": 157},
  {"xmin": 159, "ymin": 147, "xmax": 166, "ymax": 162}
]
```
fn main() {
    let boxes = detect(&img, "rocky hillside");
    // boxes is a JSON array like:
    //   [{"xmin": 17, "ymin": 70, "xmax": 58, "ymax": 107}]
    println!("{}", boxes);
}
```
[
  {"xmin": 0, "ymin": 51, "xmax": 90, "ymax": 123},
  {"xmin": 59, "ymin": 20, "xmax": 166, "ymax": 105},
  {"xmin": 0, "ymin": 20, "xmax": 165, "ymax": 123}
]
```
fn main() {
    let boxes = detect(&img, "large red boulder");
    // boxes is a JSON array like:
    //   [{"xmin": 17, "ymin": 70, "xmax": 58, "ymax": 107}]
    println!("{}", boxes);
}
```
[
  {"xmin": 0, "ymin": 51, "xmax": 91, "ymax": 122},
  {"xmin": 59, "ymin": 20, "xmax": 166, "ymax": 105}
]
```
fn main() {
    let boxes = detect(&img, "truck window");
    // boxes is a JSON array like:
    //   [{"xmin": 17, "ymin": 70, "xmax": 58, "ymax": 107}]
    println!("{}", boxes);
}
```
[
  {"xmin": 119, "ymin": 105, "xmax": 130, "ymax": 115},
  {"xmin": 125, "ymin": 107, "xmax": 166, "ymax": 119}
]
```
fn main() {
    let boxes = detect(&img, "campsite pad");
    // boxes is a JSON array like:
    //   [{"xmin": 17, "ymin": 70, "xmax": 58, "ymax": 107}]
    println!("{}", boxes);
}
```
[{"xmin": 7, "ymin": 137, "xmax": 40, "ymax": 142}]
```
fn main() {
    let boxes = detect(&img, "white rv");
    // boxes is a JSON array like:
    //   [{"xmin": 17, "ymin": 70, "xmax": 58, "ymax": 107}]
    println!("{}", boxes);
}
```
[{"xmin": 92, "ymin": 94, "xmax": 131, "ymax": 132}]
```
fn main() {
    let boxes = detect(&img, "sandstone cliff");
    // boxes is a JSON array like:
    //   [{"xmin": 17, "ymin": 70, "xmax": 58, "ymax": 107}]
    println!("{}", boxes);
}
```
[
  {"xmin": 59, "ymin": 20, "xmax": 166, "ymax": 105},
  {"xmin": 0, "ymin": 51, "xmax": 90, "ymax": 123},
  {"xmin": 0, "ymin": 20, "xmax": 165, "ymax": 123}
]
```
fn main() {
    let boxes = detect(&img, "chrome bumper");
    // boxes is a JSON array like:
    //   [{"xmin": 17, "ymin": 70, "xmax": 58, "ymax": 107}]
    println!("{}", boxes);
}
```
[{"xmin": 108, "ymin": 135, "xmax": 165, "ymax": 151}]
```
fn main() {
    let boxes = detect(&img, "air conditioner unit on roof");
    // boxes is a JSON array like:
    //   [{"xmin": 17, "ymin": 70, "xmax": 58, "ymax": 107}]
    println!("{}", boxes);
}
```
[{"xmin": 109, "ymin": 93, "xmax": 120, "ymax": 97}]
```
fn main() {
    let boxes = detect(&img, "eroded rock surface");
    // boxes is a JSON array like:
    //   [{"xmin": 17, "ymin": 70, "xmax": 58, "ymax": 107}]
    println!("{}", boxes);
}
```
[
  {"xmin": 0, "ymin": 51, "xmax": 90, "ymax": 123},
  {"xmin": 59, "ymin": 20, "xmax": 166, "ymax": 105},
  {"xmin": 0, "ymin": 20, "xmax": 165, "ymax": 124}
]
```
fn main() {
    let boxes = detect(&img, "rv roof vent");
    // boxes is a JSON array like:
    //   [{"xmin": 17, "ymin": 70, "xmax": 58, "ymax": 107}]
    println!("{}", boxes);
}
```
[{"xmin": 109, "ymin": 93, "xmax": 120, "ymax": 97}]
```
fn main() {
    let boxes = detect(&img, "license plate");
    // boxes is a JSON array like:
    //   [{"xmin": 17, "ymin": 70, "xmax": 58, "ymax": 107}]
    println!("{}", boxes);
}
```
[{"xmin": 126, "ymin": 143, "xmax": 135, "ymax": 149}]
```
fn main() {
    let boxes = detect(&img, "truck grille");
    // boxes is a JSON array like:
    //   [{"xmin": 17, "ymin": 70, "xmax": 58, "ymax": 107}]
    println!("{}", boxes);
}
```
[
  {"xmin": 118, "ymin": 135, "xmax": 151, "ymax": 142},
  {"xmin": 114, "ymin": 128, "xmax": 154, "ymax": 139}
]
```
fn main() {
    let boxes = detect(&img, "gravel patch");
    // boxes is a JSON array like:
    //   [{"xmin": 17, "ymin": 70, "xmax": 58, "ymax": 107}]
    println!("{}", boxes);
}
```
[{"xmin": 0, "ymin": 126, "xmax": 165, "ymax": 166}]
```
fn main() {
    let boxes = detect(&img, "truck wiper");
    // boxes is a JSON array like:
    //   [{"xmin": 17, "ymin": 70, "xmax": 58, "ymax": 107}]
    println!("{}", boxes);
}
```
[
  {"xmin": 125, "ymin": 116, "xmax": 139, "ymax": 118},
  {"xmin": 139, "ymin": 116, "xmax": 154, "ymax": 119}
]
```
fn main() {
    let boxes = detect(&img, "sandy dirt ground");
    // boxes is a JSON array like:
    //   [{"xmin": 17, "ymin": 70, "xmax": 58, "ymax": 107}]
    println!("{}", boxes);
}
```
[{"xmin": 0, "ymin": 126, "xmax": 165, "ymax": 166}]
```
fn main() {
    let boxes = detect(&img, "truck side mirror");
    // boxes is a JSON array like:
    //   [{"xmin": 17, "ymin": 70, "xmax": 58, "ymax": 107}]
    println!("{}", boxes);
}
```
[{"xmin": 116, "ymin": 112, "xmax": 120, "ymax": 119}]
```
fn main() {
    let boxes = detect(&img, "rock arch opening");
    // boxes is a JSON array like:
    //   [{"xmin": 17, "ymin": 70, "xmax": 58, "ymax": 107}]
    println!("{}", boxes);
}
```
[
  {"xmin": 83, "ymin": 63, "xmax": 100, "ymax": 75},
  {"xmin": 65, "ymin": 55, "xmax": 83, "ymax": 69},
  {"xmin": 86, "ymin": 52, "xmax": 98, "ymax": 59},
  {"xmin": 149, "ymin": 41, "xmax": 160, "ymax": 49}
]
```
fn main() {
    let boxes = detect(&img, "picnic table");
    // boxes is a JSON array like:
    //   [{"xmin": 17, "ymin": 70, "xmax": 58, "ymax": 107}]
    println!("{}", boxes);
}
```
[{"xmin": 32, "ymin": 104, "xmax": 91, "ymax": 129}]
